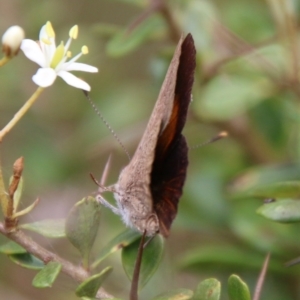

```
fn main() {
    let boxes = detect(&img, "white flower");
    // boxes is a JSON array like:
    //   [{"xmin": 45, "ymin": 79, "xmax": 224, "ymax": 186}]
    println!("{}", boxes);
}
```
[
  {"xmin": 20, "ymin": 21, "xmax": 98, "ymax": 91},
  {"xmin": 2, "ymin": 25, "xmax": 25, "ymax": 57}
]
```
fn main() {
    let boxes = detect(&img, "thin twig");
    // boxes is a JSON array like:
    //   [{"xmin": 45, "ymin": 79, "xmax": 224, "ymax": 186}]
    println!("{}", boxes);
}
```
[
  {"xmin": 126, "ymin": 0, "xmax": 181, "ymax": 42},
  {"xmin": 0, "ymin": 87, "xmax": 44, "ymax": 142},
  {"xmin": 0, "ymin": 223, "xmax": 113, "ymax": 299},
  {"xmin": 130, "ymin": 231, "xmax": 146, "ymax": 300},
  {"xmin": 0, "ymin": 55, "xmax": 10, "ymax": 67},
  {"xmin": 0, "ymin": 159, "xmax": 10, "ymax": 216},
  {"xmin": 253, "ymin": 253, "xmax": 270, "ymax": 300},
  {"xmin": 280, "ymin": 1, "xmax": 299, "ymax": 83},
  {"xmin": 156, "ymin": 0, "xmax": 181, "ymax": 42}
]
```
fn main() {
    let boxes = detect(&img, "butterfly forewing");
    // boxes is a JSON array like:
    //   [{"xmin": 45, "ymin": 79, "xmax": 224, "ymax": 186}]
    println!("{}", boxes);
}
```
[
  {"xmin": 114, "ymin": 34, "xmax": 196, "ymax": 237},
  {"xmin": 151, "ymin": 34, "xmax": 196, "ymax": 237}
]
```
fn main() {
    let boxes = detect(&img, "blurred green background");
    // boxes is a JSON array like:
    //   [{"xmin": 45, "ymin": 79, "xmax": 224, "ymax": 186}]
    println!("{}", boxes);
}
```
[{"xmin": 1, "ymin": 0, "xmax": 300, "ymax": 299}]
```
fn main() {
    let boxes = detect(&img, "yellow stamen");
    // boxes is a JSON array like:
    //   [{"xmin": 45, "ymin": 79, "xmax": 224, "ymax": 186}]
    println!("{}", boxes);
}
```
[
  {"xmin": 45, "ymin": 21, "xmax": 55, "ymax": 38},
  {"xmin": 67, "ymin": 51, "xmax": 72, "ymax": 58},
  {"xmin": 50, "ymin": 41, "xmax": 64, "ymax": 68},
  {"xmin": 41, "ymin": 38, "xmax": 52, "ymax": 45},
  {"xmin": 82, "ymin": 46, "xmax": 88, "ymax": 55},
  {"xmin": 69, "ymin": 25, "xmax": 78, "ymax": 39}
]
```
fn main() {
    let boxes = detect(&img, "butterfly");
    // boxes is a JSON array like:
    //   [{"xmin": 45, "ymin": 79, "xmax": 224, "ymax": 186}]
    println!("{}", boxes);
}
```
[{"xmin": 97, "ymin": 34, "xmax": 196, "ymax": 237}]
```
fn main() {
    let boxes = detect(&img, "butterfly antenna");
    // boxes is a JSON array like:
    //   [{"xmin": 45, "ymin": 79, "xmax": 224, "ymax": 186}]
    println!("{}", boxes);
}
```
[
  {"xmin": 83, "ymin": 91, "xmax": 131, "ymax": 160},
  {"xmin": 191, "ymin": 131, "xmax": 228, "ymax": 149}
]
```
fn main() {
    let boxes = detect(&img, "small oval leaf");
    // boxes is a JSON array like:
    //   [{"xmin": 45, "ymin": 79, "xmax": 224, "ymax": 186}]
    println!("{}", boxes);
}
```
[
  {"xmin": 0, "ymin": 241, "xmax": 27, "ymax": 254},
  {"xmin": 179, "ymin": 245, "xmax": 277, "ymax": 273},
  {"xmin": 65, "ymin": 197, "xmax": 101, "ymax": 265},
  {"xmin": 9, "ymin": 253, "xmax": 44, "ymax": 270},
  {"xmin": 228, "ymin": 275, "xmax": 251, "ymax": 300},
  {"xmin": 92, "ymin": 229, "xmax": 140, "ymax": 269},
  {"xmin": 122, "ymin": 234, "xmax": 164, "ymax": 288},
  {"xmin": 32, "ymin": 261, "xmax": 62, "ymax": 288},
  {"xmin": 21, "ymin": 219, "xmax": 66, "ymax": 238},
  {"xmin": 192, "ymin": 278, "xmax": 221, "ymax": 300},
  {"xmin": 251, "ymin": 181, "xmax": 300, "ymax": 199},
  {"xmin": 257, "ymin": 199, "xmax": 300, "ymax": 223},
  {"xmin": 152, "ymin": 289, "xmax": 194, "ymax": 300},
  {"xmin": 75, "ymin": 266, "xmax": 113, "ymax": 298},
  {"xmin": 229, "ymin": 165, "xmax": 300, "ymax": 199}
]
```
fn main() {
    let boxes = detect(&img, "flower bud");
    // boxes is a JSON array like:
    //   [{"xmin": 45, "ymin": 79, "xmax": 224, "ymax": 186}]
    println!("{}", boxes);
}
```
[{"xmin": 2, "ymin": 25, "xmax": 25, "ymax": 57}]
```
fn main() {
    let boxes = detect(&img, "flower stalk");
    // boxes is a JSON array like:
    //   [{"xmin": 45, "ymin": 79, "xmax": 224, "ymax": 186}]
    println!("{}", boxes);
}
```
[
  {"xmin": 0, "ymin": 56, "xmax": 11, "ymax": 67},
  {"xmin": 0, "ymin": 87, "xmax": 44, "ymax": 142}
]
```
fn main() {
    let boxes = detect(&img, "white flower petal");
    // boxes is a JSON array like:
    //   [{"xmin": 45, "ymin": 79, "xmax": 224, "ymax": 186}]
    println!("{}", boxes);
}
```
[
  {"xmin": 32, "ymin": 68, "xmax": 57, "ymax": 87},
  {"xmin": 41, "ymin": 43, "xmax": 55, "ymax": 66},
  {"xmin": 39, "ymin": 25, "xmax": 47, "ymax": 41},
  {"xmin": 62, "ymin": 62, "xmax": 98, "ymax": 73},
  {"xmin": 58, "ymin": 70, "xmax": 91, "ymax": 91},
  {"xmin": 39, "ymin": 24, "xmax": 56, "ymax": 66},
  {"xmin": 21, "ymin": 39, "xmax": 46, "ymax": 67}
]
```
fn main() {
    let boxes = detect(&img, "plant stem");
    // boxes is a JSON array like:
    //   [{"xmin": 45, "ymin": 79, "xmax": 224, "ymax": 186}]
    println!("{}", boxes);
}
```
[
  {"xmin": 0, "ymin": 87, "xmax": 44, "ymax": 142},
  {"xmin": 253, "ymin": 253, "xmax": 270, "ymax": 300},
  {"xmin": 0, "ymin": 222, "xmax": 113, "ymax": 299},
  {"xmin": 0, "ymin": 56, "xmax": 10, "ymax": 67},
  {"xmin": 158, "ymin": 1, "xmax": 181, "ymax": 42},
  {"xmin": 0, "ymin": 161, "xmax": 9, "ymax": 216}
]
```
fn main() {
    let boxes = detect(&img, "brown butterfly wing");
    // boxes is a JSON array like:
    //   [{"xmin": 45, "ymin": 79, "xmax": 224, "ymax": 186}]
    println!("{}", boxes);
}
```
[
  {"xmin": 117, "ymin": 35, "xmax": 187, "ymax": 211},
  {"xmin": 151, "ymin": 34, "xmax": 196, "ymax": 237}
]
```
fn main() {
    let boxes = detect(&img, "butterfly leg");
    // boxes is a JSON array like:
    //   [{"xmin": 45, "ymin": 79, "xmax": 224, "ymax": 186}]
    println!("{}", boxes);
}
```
[
  {"xmin": 143, "ymin": 234, "xmax": 155, "ymax": 248},
  {"xmin": 96, "ymin": 194, "xmax": 121, "ymax": 216}
]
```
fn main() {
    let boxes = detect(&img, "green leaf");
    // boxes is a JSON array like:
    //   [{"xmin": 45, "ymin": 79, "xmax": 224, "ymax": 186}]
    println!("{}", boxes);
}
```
[
  {"xmin": 229, "ymin": 199, "xmax": 300, "ymax": 258},
  {"xmin": 179, "ymin": 245, "xmax": 286, "ymax": 274},
  {"xmin": 229, "ymin": 164, "xmax": 300, "ymax": 199},
  {"xmin": 192, "ymin": 278, "xmax": 221, "ymax": 300},
  {"xmin": 32, "ymin": 261, "xmax": 62, "ymax": 288},
  {"xmin": 257, "ymin": 199, "xmax": 300, "ymax": 223},
  {"xmin": 249, "ymin": 181, "xmax": 300, "ymax": 199},
  {"xmin": 196, "ymin": 75, "xmax": 272, "ymax": 121},
  {"xmin": 106, "ymin": 15, "xmax": 165, "ymax": 57},
  {"xmin": 92, "ymin": 229, "xmax": 140, "ymax": 269},
  {"xmin": 21, "ymin": 219, "xmax": 66, "ymax": 238},
  {"xmin": 65, "ymin": 197, "xmax": 101, "ymax": 266},
  {"xmin": 122, "ymin": 234, "xmax": 164, "ymax": 288},
  {"xmin": 152, "ymin": 289, "xmax": 194, "ymax": 300},
  {"xmin": 75, "ymin": 267, "xmax": 113, "ymax": 298},
  {"xmin": 9, "ymin": 253, "xmax": 44, "ymax": 270},
  {"xmin": 0, "ymin": 240, "xmax": 27, "ymax": 254},
  {"xmin": 228, "ymin": 275, "xmax": 251, "ymax": 300}
]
